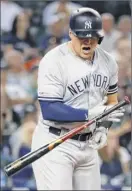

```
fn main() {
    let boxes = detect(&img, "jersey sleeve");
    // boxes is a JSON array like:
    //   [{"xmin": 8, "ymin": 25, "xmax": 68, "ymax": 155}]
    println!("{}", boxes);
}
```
[
  {"xmin": 107, "ymin": 56, "xmax": 118, "ymax": 95},
  {"xmin": 38, "ymin": 54, "xmax": 64, "ymax": 102}
]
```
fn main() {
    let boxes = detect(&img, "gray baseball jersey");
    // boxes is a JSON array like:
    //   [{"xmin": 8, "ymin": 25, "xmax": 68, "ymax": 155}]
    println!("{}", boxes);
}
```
[
  {"xmin": 32, "ymin": 42, "xmax": 118, "ymax": 190},
  {"xmin": 38, "ymin": 42, "xmax": 118, "ymax": 131}
]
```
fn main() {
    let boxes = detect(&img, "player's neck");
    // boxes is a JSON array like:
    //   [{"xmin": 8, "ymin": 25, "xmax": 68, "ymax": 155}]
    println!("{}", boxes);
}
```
[{"xmin": 68, "ymin": 41, "xmax": 95, "ymax": 61}]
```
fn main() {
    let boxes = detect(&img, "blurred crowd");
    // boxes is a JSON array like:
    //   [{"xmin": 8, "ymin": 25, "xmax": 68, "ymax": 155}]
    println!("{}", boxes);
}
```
[{"xmin": 0, "ymin": 0, "xmax": 131, "ymax": 190}]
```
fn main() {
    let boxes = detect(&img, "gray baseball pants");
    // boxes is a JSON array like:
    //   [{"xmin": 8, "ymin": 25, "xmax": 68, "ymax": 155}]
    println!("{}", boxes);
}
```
[{"xmin": 31, "ymin": 123, "xmax": 101, "ymax": 190}]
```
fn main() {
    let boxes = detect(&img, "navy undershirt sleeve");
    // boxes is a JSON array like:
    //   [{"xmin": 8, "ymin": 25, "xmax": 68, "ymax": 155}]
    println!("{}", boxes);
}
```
[{"xmin": 39, "ymin": 100, "xmax": 88, "ymax": 122}]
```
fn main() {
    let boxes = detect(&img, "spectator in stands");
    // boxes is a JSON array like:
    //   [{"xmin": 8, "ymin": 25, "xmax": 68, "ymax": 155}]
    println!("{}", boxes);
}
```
[
  {"xmin": 100, "ymin": 13, "xmax": 121, "ymax": 53},
  {"xmin": 39, "ymin": 12, "xmax": 70, "ymax": 52},
  {"xmin": 111, "ymin": 37, "xmax": 131, "ymax": 64},
  {"xmin": 3, "ymin": 50, "xmax": 34, "ymax": 117},
  {"xmin": 1, "ymin": 0, "xmax": 23, "ymax": 34},
  {"xmin": 2, "ymin": 11, "xmax": 36, "ymax": 52},
  {"xmin": 29, "ymin": 63, "xmax": 39, "ymax": 99},
  {"xmin": 0, "ymin": 65, "xmax": 25, "ymax": 142},
  {"xmin": 109, "ymin": 113, "xmax": 131, "ymax": 154},
  {"xmin": 1, "ymin": 66, "xmax": 9, "ymax": 135},
  {"xmin": 9, "ymin": 104, "xmax": 37, "ymax": 188},
  {"xmin": 111, "ymin": 37, "xmax": 131, "ymax": 91},
  {"xmin": 125, "ymin": 66, "xmax": 131, "ymax": 93},
  {"xmin": 9, "ymin": 103, "xmax": 37, "ymax": 159},
  {"xmin": 41, "ymin": 0, "xmax": 81, "ymax": 49},
  {"xmin": 99, "ymin": 135, "xmax": 131, "ymax": 189},
  {"xmin": 42, "ymin": 0, "xmax": 82, "ymax": 29},
  {"xmin": 108, "ymin": 119, "xmax": 131, "ymax": 140},
  {"xmin": 0, "ymin": 169, "xmax": 7, "ymax": 188},
  {"xmin": 117, "ymin": 15, "xmax": 131, "ymax": 40}
]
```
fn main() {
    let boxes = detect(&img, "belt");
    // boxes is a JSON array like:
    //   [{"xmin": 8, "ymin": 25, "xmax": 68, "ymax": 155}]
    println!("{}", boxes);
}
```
[{"xmin": 49, "ymin": 126, "xmax": 93, "ymax": 142}]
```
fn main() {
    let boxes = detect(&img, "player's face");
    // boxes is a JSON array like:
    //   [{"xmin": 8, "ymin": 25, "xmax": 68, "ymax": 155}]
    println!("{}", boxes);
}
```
[{"xmin": 69, "ymin": 31, "xmax": 98, "ymax": 60}]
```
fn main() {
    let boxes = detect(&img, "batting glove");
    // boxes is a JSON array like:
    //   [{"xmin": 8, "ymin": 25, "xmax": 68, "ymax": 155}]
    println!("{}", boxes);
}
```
[
  {"xmin": 89, "ymin": 97, "xmax": 125, "ymax": 122},
  {"xmin": 88, "ymin": 126, "xmax": 108, "ymax": 150}
]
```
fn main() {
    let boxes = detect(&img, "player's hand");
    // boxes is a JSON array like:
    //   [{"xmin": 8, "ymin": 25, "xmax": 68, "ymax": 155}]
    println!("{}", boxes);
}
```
[
  {"xmin": 88, "ymin": 97, "xmax": 125, "ymax": 122},
  {"xmin": 88, "ymin": 126, "xmax": 108, "ymax": 150},
  {"xmin": 103, "ymin": 106, "xmax": 125, "ymax": 122}
]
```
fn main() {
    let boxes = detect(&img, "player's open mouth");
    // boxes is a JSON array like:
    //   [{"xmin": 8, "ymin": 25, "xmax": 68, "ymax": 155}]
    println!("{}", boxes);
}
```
[
  {"xmin": 82, "ymin": 47, "xmax": 91, "ymax": 54},
  {"xmin": 83, "ymin": 47, "xmax": 91, "ymax": 50}
]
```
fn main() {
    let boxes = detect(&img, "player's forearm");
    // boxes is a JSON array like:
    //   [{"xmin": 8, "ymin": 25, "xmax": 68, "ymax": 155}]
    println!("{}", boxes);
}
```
[
  {"xmin": 107, "ymin": 93, "xmax": 118, "ymax": 105},
  {"xmin": 39, "ymin": 100, "xmax": 88, "ymax": 122}
]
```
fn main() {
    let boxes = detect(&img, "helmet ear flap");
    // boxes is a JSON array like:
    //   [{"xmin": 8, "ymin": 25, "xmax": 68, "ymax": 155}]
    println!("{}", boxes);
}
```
[
  {"xmin": 98, "ymin": 37, "xmax": 104, "ymax": 44},
  {"xmin": 97, "ymin": 30, "xmax": 104, "ymax": 44}
]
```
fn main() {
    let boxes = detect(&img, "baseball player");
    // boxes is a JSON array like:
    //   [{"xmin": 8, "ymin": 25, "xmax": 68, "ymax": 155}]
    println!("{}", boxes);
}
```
[{"xmin": 31, "ymin": 8, "xmax": 124, "ymax": 190}]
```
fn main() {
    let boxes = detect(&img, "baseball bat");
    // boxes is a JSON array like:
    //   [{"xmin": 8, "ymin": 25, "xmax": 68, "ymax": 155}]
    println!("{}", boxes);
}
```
[{"xmin": 4, "ymin": 96, "xmax": 130, "ymax": 176}]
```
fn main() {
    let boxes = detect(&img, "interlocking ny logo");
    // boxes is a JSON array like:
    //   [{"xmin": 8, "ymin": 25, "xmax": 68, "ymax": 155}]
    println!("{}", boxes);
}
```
[{"xmin": 85, "ymin": 21, "xmax": 92, "ymax": 29}]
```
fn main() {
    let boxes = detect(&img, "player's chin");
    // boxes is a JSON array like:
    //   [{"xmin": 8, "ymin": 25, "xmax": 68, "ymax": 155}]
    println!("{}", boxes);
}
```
[{"xmin": 80, "ymin": 50, "xmax": 92, "ymax": 59}]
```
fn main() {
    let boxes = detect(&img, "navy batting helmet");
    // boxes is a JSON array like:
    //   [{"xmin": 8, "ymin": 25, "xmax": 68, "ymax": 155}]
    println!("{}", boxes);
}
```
[{"xmin": 69, "ymin": 7, "xmax": 104, "ymax": 44}]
